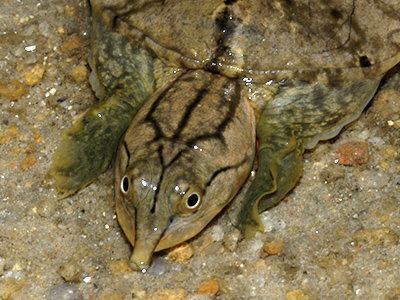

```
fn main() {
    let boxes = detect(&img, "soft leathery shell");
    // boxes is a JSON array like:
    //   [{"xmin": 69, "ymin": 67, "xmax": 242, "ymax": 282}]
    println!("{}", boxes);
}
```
[{"xmin": 94, "ymin": 0, "xmax": 400, "ymax": 82}]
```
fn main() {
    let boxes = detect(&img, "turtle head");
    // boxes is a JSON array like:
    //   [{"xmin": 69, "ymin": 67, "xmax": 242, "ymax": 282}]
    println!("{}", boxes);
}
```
[
  {"xmin": 115, "ymin": 139, "xmax": 253, "ymax": 272},
  {"xmin": 114, "ymin": 71, "xmax": 256, "ymax": 272}
]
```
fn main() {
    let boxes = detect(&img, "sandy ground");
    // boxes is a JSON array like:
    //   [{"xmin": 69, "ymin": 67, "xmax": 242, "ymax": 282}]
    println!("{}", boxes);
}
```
[{"xmin": 0, "ymin": 1, "xmax": 399, "ymax": 299}]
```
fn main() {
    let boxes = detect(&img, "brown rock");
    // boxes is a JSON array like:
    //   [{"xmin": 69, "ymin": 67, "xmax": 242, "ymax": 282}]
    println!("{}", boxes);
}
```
[
  {"xmin": 57, "ymin": 26, "xmax": 65, "ymax": 35},
  {"xmin": 64, "ymin": 5, "xmax": 76, "ymax": 16},
  {"xmin": 286, "ymin": 289, "xmax": 309, "ymax": 300},
  {"xmin": 132, "ymin": 289, "xmax": 147, "ymax": 299},
  {"xmin": 380, "ymin": 145, "xmax": 398, "ymax": 160},
  {"xmin": 199, "ymin": 234, "xmax": 214, "ymax": 250},
  {"xmin": 98, "ymin": 293, "xmax": 125, "ymax": 300},
  {"xmin": 151, "ymin": 288, "xmax": 187, "ymax": 300},
  {"xmin": 319, "ymin": 165, "xmax": 345, "ymax": 183},
  {"xmin": 61, "ymin": 34, "xmax": 82, "ymax": 54},
  {"xmin": 69, "ymin": 64, "xmax": 88, "ymax": 83},
  {"xmin": 166, "ymin": 243, "xmax": 194, "ymax": 263},
  {"xmin": 58, "ymin": 260, "xmax": 82, "ymax": 283},
  {"xmin": 223, "ymin": 228, "xmax": 241, "ymax": 252},
  {"xmin": 261, "ymin": 240, "xmax": 284, "ymax": 257},
  {"xmin": 32, "ymin": 130, "xmax": 44, "ymax": 145},
  {"xmin": 371, "ymin": 89, "xmax": 400, "ymax": 119},
  {"xmin": 354, "ymin": 227, "xmax": 399, "ymax": 247},
  {"xmin": 385, "ymin": 287, "xmax": 400, "ymax": 300},
  {"xmin": 109, "ymin": 259, "xmax": 132, "ymax": 275},
  {"xmin": 379, "ymin": 145, "xmax": 399, "ymax": 171},
  {"xmin": 0, "ymin": 279, "xmax": 25, "ymax": 299},
  {"xmin": 197, "ymin": 279, "xmax": 220, "ymax": 297},
  {"xmin": 23, "ymin": 65, "xmax": 45, "ymax": 86},
  {"xmin": 36, "ymin": 198, "xmax": 58, "ymax": 218},
  {"xmin": 336, "ymin": 140, "xmax": 369, "ymax": 166},
  {"xmin": 0, "ymin": 80, "xmax": 27, "ymax": 101},
  {"xmin": 20, "ymin": 154, "xmax": 37, "ymax": 171},
  {"xmin": 0, "ymin": 125, "xmax": 20, "ymax": 144}
]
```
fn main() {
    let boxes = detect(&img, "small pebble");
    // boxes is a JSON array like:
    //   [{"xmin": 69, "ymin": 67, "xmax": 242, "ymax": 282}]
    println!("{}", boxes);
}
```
[
  {"xmin": 38, "ymin": 21, "xmax": 50, "ymax": 37},
  {"xmin": 354, "ymin": 227, "xmax": 399, "ymax": 247},
  {"xmin": 199, "ymin": 234, "xmax": 214, "ymax": 250},
  {"xmin": 150, "ymin": 288, "xmax": 187, "ymax": 300},
  {"xmin": 131, "ymin": 289, "xmax": 147, "ymax": 299},
  {"xmin": 223, "ymin": 228, "xmax": 241, "ymax": 252},
  {"xmin": 0, "ymin": 279, "xmax": 25, "ymax": 299},
  {"xmin": 319, "ymin": 165, "xmax": 345, "ymax": 183},
  {"xmin": 83, "ymin": 276, "xmax": 91, "ymax": 283},
  {"xmin": 210, "ymin": 225, "xmax": 224, "ymax": 242},
  {"xmin": 145, "ymin": 256, "xmax": 168, "ymax": 276},
  {"xmin": 358, "ymin": 170, "xmax": 390, "ymax": 189},
  {"xmin": 23, "ymin": 65, "xmax": 45, "ymax": 86},
  {"xmin": 385, "ymin": 287, "xmax": 400, "ymax": 299},
  {"xmin": 248, "ymin": 235, "xmax": 264, "ymax": 254},
  {"xmin": 58, "ymin": 260, "xmax": 82, "ymax": 283},
  {"xmin": 32, "ymin": 130, "xmax": 44, "ymax": 145},
  {"xmin": 47, "ymin": 283, "xmax": 82, "ymax": 300},
  {"xmin": 286, "ymin": 289, "xmax": 309, "ymax": 300},
  {"xmin": 336, "ymin": 140, "xmax": 369, "ymax": 166},
  {"xmin": 166, "ymin": 243, "xmax": 194, "ymax": 263},
  {"xmin": 0, "ymin": 125, "xmax": 20, "ymax": 144},
  {"xmin": 0, "ymin": 80, "xmax": 27, "ymax": 101},
  {"xmin": 109, "ymin": 259, "xmax": 131, "ymax": 275},
  {"xmin": 69, "ymin": 65, "xmax": 88, "ymax": 83},
  {"xmin": 36, "ymin": 198, "xmax": 57, "ymax": 218},
  {"xmin": 197, "ymin": 279, "xmax": 220, "ymax": 297},
  {"xmin": 64, "ymin": 5, "xmax": 76, "ymax": 16},
  {"xmin": 260, "ymin": 211, "xmax": 286, "ymax": 232},
  {"xmin": 97, "ymin": 293, "xmax": 125, "ymax": 300},
  {"xmin": 61, "ymin": 34, "xmax": 82, "ymax": 54},
  {"xmin": 379, "ymin": 145, "xmax": 398, "ymax": 170},
  {"xmin": 371, "ymin": 89, "xmax": 400, "ymax": 119},
  {"xmin": 24, "ymin": 45, "xmax": 36, "ymax": 52},
  {"xmin": 380, "ymin": 145, "xmax": 398, "ymax": 160},
  {"xmin": 57, "ymin": 26, "xmax": 66, "ymax": 34},
  {"xmin": 19, "ymin": 154, "xmax": 37, "ymax": 171},
  {"xmin": 260, "ymin": 240, "xmax": 285, "ymax": 257}
]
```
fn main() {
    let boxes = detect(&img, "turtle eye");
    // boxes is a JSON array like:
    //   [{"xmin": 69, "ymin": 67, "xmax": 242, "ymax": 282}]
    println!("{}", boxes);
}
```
[
  {"xmin": 185, "ymin": 192, "xmax": 201, "ymax": 210},
  {"xmin": 120, "ymin": 176, "xmax": 130, "ymax": 194}
]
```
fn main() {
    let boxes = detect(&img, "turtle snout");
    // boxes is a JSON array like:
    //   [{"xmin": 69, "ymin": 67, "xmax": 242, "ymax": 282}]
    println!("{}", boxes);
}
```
[{"xmin": 129, "ymin": 237, "xmax": 160, "ymax": 273}]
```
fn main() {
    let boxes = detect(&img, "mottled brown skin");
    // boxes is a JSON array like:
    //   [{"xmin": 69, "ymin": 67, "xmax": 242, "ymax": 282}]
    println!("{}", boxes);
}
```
[{"xmin": 50, "ymin": 0, "xmax": 400, "ymax": 271}]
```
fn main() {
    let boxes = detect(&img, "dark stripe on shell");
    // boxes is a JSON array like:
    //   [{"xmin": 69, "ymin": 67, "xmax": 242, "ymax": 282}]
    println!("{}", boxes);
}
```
[
  {"xmin": 186, "ymin": 79, "xmax": 241, "ymax": 147},
  {"xmin": 206, "ymin": 157, "xmax": 249, "ymax": 187},
  {"xmin": 173, "ymin": 86, "xmax": 210, "ymax": 139},
  {"xmin": 143, "ymin": 73, "xmax": 187, "ymax": 140}
]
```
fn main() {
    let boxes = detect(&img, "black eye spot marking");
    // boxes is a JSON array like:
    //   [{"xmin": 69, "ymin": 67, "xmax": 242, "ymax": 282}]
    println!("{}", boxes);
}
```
[
  {"xmin": 121, "ymin": 176, "xmax": 129, "ymax": 194},
  {"xmin": 359, "ymin": 55, "xmax": 371, "ymax": 68},
  {"xmin": 186, "ymin": 193, "xmax": 201, "ymax": 209}
]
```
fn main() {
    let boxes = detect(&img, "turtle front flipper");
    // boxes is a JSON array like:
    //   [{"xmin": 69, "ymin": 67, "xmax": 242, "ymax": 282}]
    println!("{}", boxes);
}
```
[
  {"xmin": 50, "ymin": 16, "xmax": 156, "ymax": 196},
  {"xmin": 50, "ymin": 95, "xmax": 145, "ymax": 196},
  {"xmin": 239, "ymin": 77, "xmax": 382, "ymax": 235},
  {"xmin": 238, "ymin": 122, "xmax": 304, "ymax": 237}
]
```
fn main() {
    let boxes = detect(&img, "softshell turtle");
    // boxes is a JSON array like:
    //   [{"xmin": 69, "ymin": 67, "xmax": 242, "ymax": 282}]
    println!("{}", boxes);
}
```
[{"xmin": 50, "ymin": 0, "xmax": 400, "ymax": 271}]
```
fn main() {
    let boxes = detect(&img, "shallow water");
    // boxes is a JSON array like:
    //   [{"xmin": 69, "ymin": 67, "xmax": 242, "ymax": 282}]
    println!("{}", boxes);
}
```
[{"xmin": 0, "ymin": 1, "xmax": 399, "ymax": 299}]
